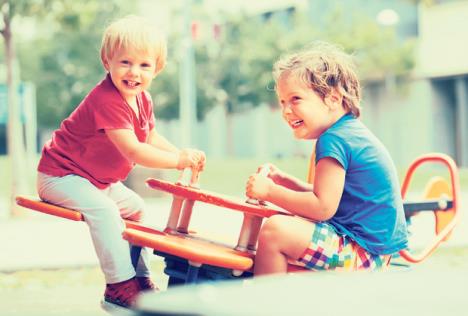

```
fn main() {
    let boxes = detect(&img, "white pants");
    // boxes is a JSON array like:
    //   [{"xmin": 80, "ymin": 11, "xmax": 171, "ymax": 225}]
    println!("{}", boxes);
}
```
[{"xmin": 37, "ymin": 172, "xmax": 151, "ymax": 284}]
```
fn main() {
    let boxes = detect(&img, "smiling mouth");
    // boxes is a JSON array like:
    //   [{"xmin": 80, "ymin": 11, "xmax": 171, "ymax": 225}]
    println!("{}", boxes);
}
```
[
  {"xmin": 289, "ymin": 119, "xmax": 304, "ymax": 128},
  {"xmin": 123, "ymin": 80, "xmax": 140, "ymax": 87}
]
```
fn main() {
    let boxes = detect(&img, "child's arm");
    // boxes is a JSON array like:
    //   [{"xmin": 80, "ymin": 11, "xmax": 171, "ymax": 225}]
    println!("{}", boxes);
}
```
[
  {"xmin": 147, "ymin": 128, "xmax": 180, "ymax": 154},
  {"xmin": 106, "ymin": 129, "xmax": 202, "ymax": 170},
  {"xmin": 246, "ymin": 158, "xmax": 344, "ymax": 221},
  {"xmin": 146, "ymin": 128, "xmax": 206, "ymax": 171}
]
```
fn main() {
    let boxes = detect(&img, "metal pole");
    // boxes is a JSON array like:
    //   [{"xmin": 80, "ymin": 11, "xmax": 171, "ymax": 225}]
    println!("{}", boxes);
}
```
[
  {"xmin": 179, "ymin": 0, "xmax": 197, "ymax": 149},
  {"xmin": 455, "ymin": 77, "xmax": 468, "ymax": 167}
]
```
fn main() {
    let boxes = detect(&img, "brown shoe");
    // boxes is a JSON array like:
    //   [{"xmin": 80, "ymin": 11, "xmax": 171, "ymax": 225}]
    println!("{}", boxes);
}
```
[
  {"xmin": 104, "ymin": 277, "xmax": 140, "ymax": 308},
  {"xmin": 136, "ymin": 276, "xmax": 159, "ymax": 292}
]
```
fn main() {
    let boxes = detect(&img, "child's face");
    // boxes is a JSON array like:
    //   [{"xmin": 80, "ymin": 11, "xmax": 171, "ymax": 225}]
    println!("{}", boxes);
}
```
[
  {"xmin": 104, "ymin": 47, "xmax": 158, "ymax": 104},
  {"xmin": 277, "ymin": 74, "xmax": 335, "ymax": 140}
]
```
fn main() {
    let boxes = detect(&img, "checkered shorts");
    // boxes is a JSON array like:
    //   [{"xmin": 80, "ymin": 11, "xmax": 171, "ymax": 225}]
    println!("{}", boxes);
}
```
[{"xmin": 294, "ymin": 221, "xmax": 391, "ymax": 271}]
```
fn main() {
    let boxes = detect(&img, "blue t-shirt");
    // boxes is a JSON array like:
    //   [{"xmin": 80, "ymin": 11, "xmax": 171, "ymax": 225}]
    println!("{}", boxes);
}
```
[{"xmin": 316, "ymin": 114, "xmax": 408, "ymax": 255}]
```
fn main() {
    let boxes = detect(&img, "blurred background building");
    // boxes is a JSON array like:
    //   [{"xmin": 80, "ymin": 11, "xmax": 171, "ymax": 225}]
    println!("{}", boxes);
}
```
[{"xmin": 151, "ymin": 0, "xmax": 468, "ymax": 167}]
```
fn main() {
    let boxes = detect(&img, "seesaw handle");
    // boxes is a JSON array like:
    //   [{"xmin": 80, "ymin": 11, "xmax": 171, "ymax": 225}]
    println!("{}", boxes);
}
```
[
  {"xmin": 176, "ymin": 168, "xmax": 200, "ymax": 187},
  {"xmin": 172, "ymin": 168, "xmax": 200, "ymax": 234}
]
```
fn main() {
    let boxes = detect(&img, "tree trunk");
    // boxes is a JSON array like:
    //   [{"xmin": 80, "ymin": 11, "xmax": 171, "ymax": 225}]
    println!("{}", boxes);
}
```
[
  {"xmin": 226, "ymin": 111, "xmax": 234, "ymax": 157},
  {"xmin": 3, "ymin": 5, "xmax": 27, "ymax": 217}
]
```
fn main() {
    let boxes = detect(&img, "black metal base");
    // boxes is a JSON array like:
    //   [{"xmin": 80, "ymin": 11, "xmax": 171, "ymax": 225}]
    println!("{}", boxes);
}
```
[{"xmin": 155, "ymin": 251, "xmax": 253, "ymax": 286}]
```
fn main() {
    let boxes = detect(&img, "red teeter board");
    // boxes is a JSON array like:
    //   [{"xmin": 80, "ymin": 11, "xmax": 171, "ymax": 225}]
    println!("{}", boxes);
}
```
[{"xmin": 146, "ymin": 178, "xmax": 290, "ymax": 218}]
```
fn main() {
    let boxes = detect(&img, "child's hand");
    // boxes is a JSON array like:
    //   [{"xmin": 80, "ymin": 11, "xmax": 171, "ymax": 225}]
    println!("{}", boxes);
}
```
[
  {"xmin": 177, "ymin": 149, "xmax": 206, "ymax": 171},
  {"xmin": 196, "ymin": 150, "xmax": 206, "ymax": 171},
  {"xmin": 260, "ymin": 163, "xmax": 284, "ymax": 185},
  {"xmin": 245, "ymin": 173, "xmax": 275, "ymax": 201}
]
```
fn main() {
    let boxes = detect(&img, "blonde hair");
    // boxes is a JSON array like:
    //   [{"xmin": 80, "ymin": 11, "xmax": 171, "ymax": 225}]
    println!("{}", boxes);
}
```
[
  {"xmin": 100, "ymin": 15, "xmax": 167, "ymax": 75},
  {"xmin": 273, "ymin": 41, "xmax": 362, "ymax": 117}
]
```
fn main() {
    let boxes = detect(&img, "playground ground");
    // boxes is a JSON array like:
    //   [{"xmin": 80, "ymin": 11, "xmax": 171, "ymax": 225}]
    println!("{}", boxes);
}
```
[{"xmin": 1, "ymin": 246, "xmax": 467, "ymax": 316}]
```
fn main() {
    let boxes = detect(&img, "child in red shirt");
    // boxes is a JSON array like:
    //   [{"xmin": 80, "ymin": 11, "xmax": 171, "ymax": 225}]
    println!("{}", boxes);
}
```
[{"xmin": 37, "ymin": 15, "xmax": 205, "ymax": 308}]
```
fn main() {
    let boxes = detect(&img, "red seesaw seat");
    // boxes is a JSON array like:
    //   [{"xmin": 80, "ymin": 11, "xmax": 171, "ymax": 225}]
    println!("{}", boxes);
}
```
[
  {"xmin": 123, "ymin": 228, "xmax": 253, "ymax": 271},
  {"xmin": 15, "ymin": 195, "xmax": 255, "ymax": 274},
  {"xmin": 15, "ymin": 195, "xmax": 164, "ymax": 236}
]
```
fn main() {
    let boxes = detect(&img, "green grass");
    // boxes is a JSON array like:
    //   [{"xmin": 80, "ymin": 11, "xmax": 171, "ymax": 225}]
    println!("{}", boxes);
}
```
[
  {"xmin": 163, "ymin": 157, "xmax": 310, "ymax": 195},
  {"xmin": 163, "ymin": 157, "xmax": 468, "ymax": 196},
  {"xmin": 1, "ymin": 155, "xmax": 468, "ymax": 200}
]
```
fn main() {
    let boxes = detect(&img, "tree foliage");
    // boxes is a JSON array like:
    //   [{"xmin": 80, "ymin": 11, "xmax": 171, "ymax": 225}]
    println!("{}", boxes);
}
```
[
  {"xmin": 181, "ymin": 7, "xmax": 416, "ymax": 120},
  {"xmin": 1, "ymin": 0, "xmax": 61, "ymax": 216},
  {"xmin": 17, "ymin": 0, "xmax": 133, "ymax": 128},
  {"xmin": 10, "ymin": 1, "xmax": 416, "ymax": 127}
]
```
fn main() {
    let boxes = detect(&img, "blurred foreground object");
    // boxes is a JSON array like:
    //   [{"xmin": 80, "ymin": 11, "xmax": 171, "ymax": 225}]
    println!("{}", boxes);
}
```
[{"xmin": 135, "ymin": 269, "xmax": 467, "ymax": 316}]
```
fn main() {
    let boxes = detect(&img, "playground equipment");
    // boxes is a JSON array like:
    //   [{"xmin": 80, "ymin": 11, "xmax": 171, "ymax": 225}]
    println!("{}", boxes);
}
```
[{"xmin": 16, "ymin": 153, "xmax": 460, "ymax": 286}]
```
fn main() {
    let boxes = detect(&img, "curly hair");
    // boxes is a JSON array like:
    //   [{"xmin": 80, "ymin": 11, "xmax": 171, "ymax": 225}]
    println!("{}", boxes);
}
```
[{"xmin": 273, "ymin": 41, "xmax": 362, "ymax": 117}]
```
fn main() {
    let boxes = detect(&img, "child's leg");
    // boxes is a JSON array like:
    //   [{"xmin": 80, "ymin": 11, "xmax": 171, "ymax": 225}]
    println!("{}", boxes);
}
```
[
  {"xmin": 254, "ymin": 215, "xmax": 315, "ymax": 275},
  {"xmin": 37, "ymin": 173, "xmax": 135, "ymax": 284},
  {"xmin": 106, "ymin": 182, "xmax": 151, "ymax": 279}
]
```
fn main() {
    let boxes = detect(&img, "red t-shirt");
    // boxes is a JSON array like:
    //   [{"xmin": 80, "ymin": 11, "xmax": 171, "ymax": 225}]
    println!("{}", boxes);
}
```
[{"xmin": 38, "ymin": 74, "xmax": 156, "ymax": 189}]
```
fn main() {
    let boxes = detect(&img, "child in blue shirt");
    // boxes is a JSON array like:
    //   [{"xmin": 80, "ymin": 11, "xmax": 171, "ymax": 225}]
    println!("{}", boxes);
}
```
[{"xmin": 245, "ymin": 42, "xmax": 408, "ymax": 275}]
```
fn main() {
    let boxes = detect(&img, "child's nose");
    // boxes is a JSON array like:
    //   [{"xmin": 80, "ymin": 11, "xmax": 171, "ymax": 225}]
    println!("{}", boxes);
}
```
[
  {"xmin": 282, "ymin": 103, "xmax": 292, "ymax": 114},
  {"xmin": 128, "ymin": 65, "xmax": 139, "ymax": 76}
]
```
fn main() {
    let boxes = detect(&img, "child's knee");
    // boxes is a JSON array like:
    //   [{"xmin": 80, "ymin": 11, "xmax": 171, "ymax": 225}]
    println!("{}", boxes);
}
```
[
  {"xmin": 127, "ymin": 209, "xmax": 144, "ymax": 221},
  {"xmin": 258, "ymin": 215, "xmax": 285, "ymax": 244},
  {"xmin": 82, "ymin": 200, "xmax": 122, "ymax": 226},
  {"xmin": 126, "ymin": 195, "xmax": 146, "ymax": 221}
]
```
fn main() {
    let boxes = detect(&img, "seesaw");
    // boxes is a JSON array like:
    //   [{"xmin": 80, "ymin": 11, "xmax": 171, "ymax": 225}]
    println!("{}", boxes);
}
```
[{"xmin": 16, "ymin": 153, "xmax": 460, "ymax": 286}]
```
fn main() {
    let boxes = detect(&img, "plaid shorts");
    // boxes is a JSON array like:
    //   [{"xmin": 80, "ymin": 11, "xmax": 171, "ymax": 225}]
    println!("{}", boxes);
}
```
[{"xmin": 294, "ymin": 221, "xmax": 391, "ymax": 271}]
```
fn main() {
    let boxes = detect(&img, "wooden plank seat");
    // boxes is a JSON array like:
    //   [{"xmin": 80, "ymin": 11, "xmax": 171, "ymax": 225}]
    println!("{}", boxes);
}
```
[
  {"xmin": 123, "ymin": 228, "xmax": 254, "ymax": 271},
  {"xmin": 15, "ymin": 195, "xmax": 163, "ymax": 235}
]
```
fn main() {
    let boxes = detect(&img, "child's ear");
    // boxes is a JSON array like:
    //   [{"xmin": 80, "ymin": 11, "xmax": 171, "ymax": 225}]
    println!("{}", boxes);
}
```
[
  {"xmin": 325, "ymin": 89, "xmax": 343, "ymax": 110},
  {"xmin": 102, "ymin": 60, "xmax": 110, "ymax": 71},
  {"xmin": 153, "ymin": 57, "xmax": 164, "ymax": 77}
]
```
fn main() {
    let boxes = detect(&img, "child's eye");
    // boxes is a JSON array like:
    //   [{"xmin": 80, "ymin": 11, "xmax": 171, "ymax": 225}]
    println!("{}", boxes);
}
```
[
  {"xmin": 290, "ymin": 96, "xmax": 301, "ymax": 104},
  {"xmin": 120, "ymin": 60, "xmax": 130, "ymax": 65},
  {"xmin": 141, "ymin": 63, "xmax": 152, "ymax": 68}
]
